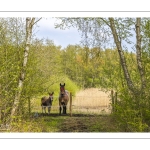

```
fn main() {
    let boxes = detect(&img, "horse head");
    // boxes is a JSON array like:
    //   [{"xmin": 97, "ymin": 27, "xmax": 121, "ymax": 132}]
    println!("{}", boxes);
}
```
[
  {"xmin": 60, "ymin": 83, "xmax": 66, "ymax": 96},
  {"xmin": 49, "ymin": 92, "xmax": 54, "ymax": 103}
]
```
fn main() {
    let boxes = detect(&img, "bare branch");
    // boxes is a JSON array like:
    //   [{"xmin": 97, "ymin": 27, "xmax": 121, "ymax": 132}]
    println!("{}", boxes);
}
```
[
  {"xmin": 32, "ymin": 17, "xmax": 42, "ymax": 26},
  {"xmin": 100, "ymin": 18, "xmax": 110, "ymax": 27}
]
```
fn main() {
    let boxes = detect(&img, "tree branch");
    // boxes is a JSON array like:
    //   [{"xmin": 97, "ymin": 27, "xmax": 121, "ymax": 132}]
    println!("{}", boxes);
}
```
[
  {"xmin": 32, "ymin": 17, "xmax": 42, "ymax": 26},
  {"xmin": 100, "ymin": 18, "xmax": 110, "ymax": 27}
]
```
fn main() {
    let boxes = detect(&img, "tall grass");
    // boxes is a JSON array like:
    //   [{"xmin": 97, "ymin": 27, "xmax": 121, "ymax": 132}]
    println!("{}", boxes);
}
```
[{"xmin": 72, "ymin": 88, "xmax": 112, "ymax": 114}]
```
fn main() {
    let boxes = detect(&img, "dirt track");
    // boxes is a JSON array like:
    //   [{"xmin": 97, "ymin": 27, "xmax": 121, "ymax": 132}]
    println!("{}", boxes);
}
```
[{"xmin": 36, "ymin": 113, "xmax": 119, "ymax": 132}]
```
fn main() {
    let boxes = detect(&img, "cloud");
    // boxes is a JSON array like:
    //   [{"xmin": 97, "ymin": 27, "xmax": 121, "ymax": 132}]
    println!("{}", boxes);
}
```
[
  {"xmin": 34, "ymin": 17, "xmax": 82, "ymax": 48},
  {"xmin": 36, "ymin": 18, "xmax": 56, "ymax": 29}
]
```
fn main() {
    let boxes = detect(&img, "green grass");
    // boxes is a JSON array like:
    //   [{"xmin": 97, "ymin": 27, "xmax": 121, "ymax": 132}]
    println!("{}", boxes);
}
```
[
  {"xmin": 40, "ymin": 115, "xmax": 68, "ymax": 132},
  {"xmin": 9, "ymin": 113, "xmax": 122, "ymax": 132}
]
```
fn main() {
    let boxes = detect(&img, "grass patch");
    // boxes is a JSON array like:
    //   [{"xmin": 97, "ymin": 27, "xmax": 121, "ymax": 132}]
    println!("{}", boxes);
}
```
[{"xmin": 9, "ymin": 112, "xmax": 123, "ymax": 132}]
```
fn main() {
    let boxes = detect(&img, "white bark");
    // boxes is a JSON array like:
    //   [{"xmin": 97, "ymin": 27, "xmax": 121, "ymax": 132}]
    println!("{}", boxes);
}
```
[
  {"xmin": 135, "ymin": 18, "xmax": 146, "ymax": 90},
  {"xmin": 109, "ymin": 18, "xmax": 136, "ymax": 93},
  {"xmin": 10, "ymin": 18, "xmax": 36, "ymax": 122}
]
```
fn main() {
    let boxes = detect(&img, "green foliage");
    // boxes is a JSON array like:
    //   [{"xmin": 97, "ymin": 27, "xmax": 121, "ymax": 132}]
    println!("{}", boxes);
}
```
[
  {"xmin": 0, "ymin": 18, "xmax": 25, "ymax": 125},
  {"xmin": 43, "ymin": 76, "xmax": 79, "ymax": 96},
  {"xmin": 63, "ymin": 77, "xmax": 79, "ymax": 95},
  {"xmin": 112, "ymin": 88, "xmax": 150, "ymax": 132},
  {"xmin": 2, "ymin": 17, "xmax": 150, "ymax": 132}
]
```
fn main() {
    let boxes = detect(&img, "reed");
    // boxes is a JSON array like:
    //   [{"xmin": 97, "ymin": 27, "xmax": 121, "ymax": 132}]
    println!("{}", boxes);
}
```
[{"xmin": 72, "ymin": 88, "xmax": 111, "ymax": 114}]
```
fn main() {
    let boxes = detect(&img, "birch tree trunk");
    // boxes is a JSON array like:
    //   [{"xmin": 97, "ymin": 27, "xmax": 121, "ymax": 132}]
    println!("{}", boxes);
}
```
[
  {"xmin": 108, "ymin": 17, "xmax": 146, "ymax": 94},
  {"xmin": 10, "ymin": 18, "xmax": 35, "ymax": 122},
  {"xmin": 135, "ymin": 18, "xmax": 146, "ymax": 90},
  {"xmin": 109, "ymin": 17, "xmax": 136, "ymax": 94}
]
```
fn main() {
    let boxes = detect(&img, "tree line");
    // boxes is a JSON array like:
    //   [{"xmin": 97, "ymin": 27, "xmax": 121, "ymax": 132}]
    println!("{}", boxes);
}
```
[{"xmin": 1, "ymin": 17, "xmax": 150, "ymax": 131}]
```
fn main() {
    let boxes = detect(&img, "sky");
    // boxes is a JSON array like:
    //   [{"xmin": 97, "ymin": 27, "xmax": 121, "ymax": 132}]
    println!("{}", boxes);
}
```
[
  {"xmin": 34, "ymin": 18, "xmax": 83, "ymax": 49},
  {"xmin": 34, "ymin": 17, "xmax": 136, "ymax": 51}
]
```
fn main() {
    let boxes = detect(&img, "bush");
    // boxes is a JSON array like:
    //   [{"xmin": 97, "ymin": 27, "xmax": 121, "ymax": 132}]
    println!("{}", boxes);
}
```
[{"xmin": 112, "ymin": 88, "xmax": 150, "ymax": 132}]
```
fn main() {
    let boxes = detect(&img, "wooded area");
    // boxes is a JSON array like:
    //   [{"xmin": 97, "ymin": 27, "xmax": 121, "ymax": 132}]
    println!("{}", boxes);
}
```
[{"xmin": 1, "ymin": 17, "xmax": 150, "ymax": 132}]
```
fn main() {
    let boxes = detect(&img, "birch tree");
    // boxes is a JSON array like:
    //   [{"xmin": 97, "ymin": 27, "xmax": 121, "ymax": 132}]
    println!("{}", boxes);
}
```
[
  {"xmin": 10, "ymin": 17, "xmax": 41, "ymax": 122},
  {"xmin": 135, "ymin": 18, "xmax": 146, "ymax": 91},
  {"xmin": 55, "ymin": 17, "xmax": 146, "ymax": 94}
]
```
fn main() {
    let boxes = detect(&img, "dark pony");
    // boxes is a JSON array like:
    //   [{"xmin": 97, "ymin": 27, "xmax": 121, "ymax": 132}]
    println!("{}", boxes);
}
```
[
  {"xmin": 41, "ymin": 92, "xmax": 54, "ymax": 114},
  {"xmin": 59, "ymin": 83, "xmax": 69, "ymax": 115}
]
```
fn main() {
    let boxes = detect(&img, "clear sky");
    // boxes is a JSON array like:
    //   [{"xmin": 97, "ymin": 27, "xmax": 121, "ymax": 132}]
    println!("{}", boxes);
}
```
[{"xmin": 35, "ymin": 18, "xmax": 83, "ymax": 49}]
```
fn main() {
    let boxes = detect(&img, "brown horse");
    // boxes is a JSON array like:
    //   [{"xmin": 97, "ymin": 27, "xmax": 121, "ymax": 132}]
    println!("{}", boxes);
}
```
[
  {"xmin": 59, "ymin": 83, "xmax": 69, "ymax": 115},
  {"xmin": 41, "ymin": 92, "xmax": 54, "ymax": 114}
]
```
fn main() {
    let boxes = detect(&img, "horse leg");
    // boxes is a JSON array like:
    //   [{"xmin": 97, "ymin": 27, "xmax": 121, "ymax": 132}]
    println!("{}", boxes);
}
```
[
  {"xmin": 44, "ymin": 106, "xmax": 46, "ymax": 114},
  {"xmin": 62, "ymin": 105, "xmax": 64, "ymax": 114},
  {"xmin": 59, "ymin": 106, "xmax": 62, "ymax": 115},
  {"xmin": 65, "ymin": 105, "xmax": 67, "ymax": 114},
  {"xmin": 63, "ymin": 105, "xmax": 67, "ymax": 114},
  {"xmin": 42, "ymin": 106, "xmax": 43, "ymax": 114},
  {"xmin": 63, "ymin": 104, "xmax": 66, "ymax": 114},
  {"xmin": 48, "ymin": 106, "xmax": 51, "ymax": 114}
]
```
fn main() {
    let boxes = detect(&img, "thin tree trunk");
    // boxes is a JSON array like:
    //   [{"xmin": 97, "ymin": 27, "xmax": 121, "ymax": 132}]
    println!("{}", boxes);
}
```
[
  {"xmin": 10, "ymin": 18, "xmax": 35, "ymax": 122},
  {"xmin": 135, "ymin": 18, "xmax": 146, "ymax": 90},
  {"xmin": 109, "ymin": 18, "xmax": 136, "ymax": 93}
]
